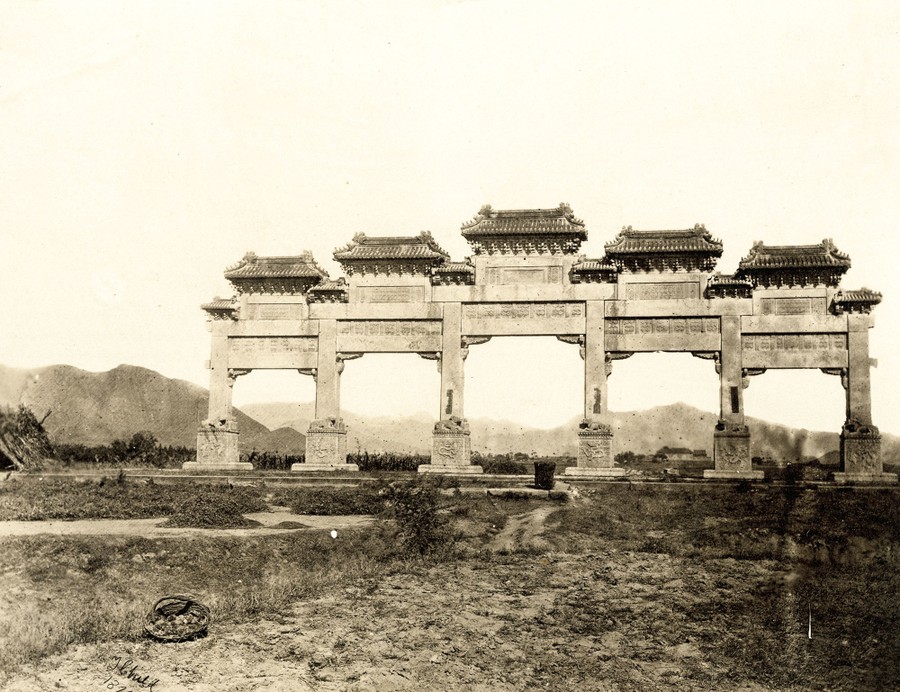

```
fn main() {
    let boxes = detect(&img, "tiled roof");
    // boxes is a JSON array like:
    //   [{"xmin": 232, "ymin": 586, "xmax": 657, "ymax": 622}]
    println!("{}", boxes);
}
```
[
  {"xmin": 461, "ymin": 203, "xmax": 587, "ymax": 238},
  {"xmin": 738, "ymin": 239, "xmax": 851, "ymax": 269},
  {"xmin": 224, "ymin": 251, "xmax": 328, "ymax": 280},
  {"xmin": 572, "ymin": 259, "xmax": 616, "ymax": 271},
  {"xmin": 462, "ymin": 204, "xmax": 587, "ymax": 240},
  {"xmin": 308, "ymin": 279, "xmax": 348, "ymax": 292},
  {"xmin": 200, "ymin": 298, "xmax": 237, "ymax": 311},
  {"xmin": 333, "ymin": 232, "xmax": 449, "ymax": 261},
  {"xmin": 605, "ymin": 225, "xmax": 723, "ymax": 255},
  {"xmin": 432, "ymin": 261, "xmax": 475, "ymax": 275},
  {"xmin": 835, "ymin": 288, "xmax": 881, "ymax": 303}
]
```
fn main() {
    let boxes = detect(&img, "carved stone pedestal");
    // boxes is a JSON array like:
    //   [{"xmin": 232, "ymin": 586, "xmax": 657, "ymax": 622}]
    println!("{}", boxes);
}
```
[
  {"xmin": 565, "ymin": 421, "xmax": 625, "ymax": 478},
  {"xmin": 834, "ymin": 423, "xmax": 897, "ymax": 484},
  {"xmin": 292, "ymin": 418, "xmax": 358, "ymax": 472},
  {"xmin": 183, "ymin": 419, "xmax": 254, "ymax": 471},
  {"xmin": 419, "ymin": 418, "xmax": 483, "ymax": 474},
  {"xmin": 704, "ymin": 425, "xmax": 763, "ymax": 480}
]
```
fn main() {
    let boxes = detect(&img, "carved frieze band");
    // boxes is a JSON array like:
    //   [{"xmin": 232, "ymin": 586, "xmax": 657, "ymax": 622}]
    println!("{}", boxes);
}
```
[
  {"xmin": 463, "ymin": 303, "xmax": 584, "ymax": 319},
  {"xmin": 338, "ymin": 321, "xmax": 442, "ymax": 337},
  {"xmin": 742, "ymin": 333, "xmax": 847, "ymax": 352},
  {"xmin": 230, "ymin": 336, "xmax": 317, "ymax": 355},
  {"xmin": 606, "ymin": 318, "xmax": 720, "ymax": 335}
]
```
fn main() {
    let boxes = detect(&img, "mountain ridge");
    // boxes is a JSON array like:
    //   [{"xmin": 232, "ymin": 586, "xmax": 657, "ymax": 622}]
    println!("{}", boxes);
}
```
[{"xmin": 2, "ymin": 363, "xmax": 897, "ymax": 463}]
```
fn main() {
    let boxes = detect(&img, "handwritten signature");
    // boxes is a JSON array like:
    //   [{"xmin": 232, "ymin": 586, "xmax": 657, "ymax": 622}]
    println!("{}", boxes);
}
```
[{"xmin": 100, "ymin": 657, "xmax": 159, "ymax": 691}]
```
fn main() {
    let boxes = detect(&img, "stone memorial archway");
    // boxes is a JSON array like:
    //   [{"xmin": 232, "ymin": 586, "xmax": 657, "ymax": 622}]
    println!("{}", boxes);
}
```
[{"xmin": 184, "ymin": 204, "xmax": 894, "ymax": 483}]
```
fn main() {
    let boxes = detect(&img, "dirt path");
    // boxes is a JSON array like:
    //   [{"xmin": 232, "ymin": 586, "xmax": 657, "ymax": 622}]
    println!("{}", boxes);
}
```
[
  {"xmin": 488, "ymin": 506, "xmax": 555, "ymax": 552},
  {"xmin": 0, "ymin": 513, "xmax": 374, "ymax": 538}
]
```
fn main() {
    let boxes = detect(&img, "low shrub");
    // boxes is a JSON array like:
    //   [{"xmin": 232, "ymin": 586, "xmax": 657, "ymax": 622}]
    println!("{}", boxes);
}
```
[
  {"xmin": 271, "ymin": 484, "xmax": 386, "ymax": 515},
  {"xmin": 380, "ymin": 477, "xmax": 455, "ymax": 558},
  {"xmin": 162, "ymin": 487, "xmax": 268, "ymax": 528}
]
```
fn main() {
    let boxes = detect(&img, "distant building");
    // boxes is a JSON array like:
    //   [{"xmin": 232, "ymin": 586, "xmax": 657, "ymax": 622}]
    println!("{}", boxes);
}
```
[{"xmin": 655, "ymin": 447, "xmax": 709, "ymax": 463}]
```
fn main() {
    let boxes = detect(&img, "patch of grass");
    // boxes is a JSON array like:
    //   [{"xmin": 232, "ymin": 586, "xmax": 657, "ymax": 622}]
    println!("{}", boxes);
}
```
[
  {"xmin": 270, "ymin": 483, "xmax": 386, "ymax": 515},
  {"xmin": 0, "ymin": 478, "xmax": 268, "ymax": 522},
  {"xmin": 161, "ymin": 487, "xmax": 268, "ymax": 528}
]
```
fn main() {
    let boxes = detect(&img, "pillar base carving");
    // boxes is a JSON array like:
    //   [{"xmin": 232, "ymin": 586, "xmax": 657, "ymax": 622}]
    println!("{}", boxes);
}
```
[
  {"xmin": 293, "ymin": 418, "xmax": 358, "ymax": 472},
  {"xmin": 185, "ymin": 419, "xmax": 254, "ymax": 471},
  {"xmin": 704, "ymin": 424, "xmax": 761, "ymax": 479},
  {"xmin": 565, "ymin": 421, "xmax": 624, "ymax": 477},
  {"xmin": 422, "ymin": 417, "xmax": 482, "ymax": 474},
  {"xmin": 835, "ymin": 422, "xmax": 896, "ymax": 483}
]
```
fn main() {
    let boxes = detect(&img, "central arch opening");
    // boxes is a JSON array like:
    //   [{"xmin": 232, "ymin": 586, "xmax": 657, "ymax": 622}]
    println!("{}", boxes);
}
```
[
  {"xmin": 464, "ymin": 336, "xmax": 582, "ymax": 456},
  {"xmin": 341, "ymin": 353, "xmax": 438, "ymax": 455},
  {"xmin": 606, "ymin": 352, "xmax": 719, "ymax": 462}
]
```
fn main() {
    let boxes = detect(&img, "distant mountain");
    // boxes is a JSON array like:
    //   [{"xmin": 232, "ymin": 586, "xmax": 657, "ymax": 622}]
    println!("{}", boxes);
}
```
[
  {"xmin": 0, "ymin": 364, "xmax": 305, "ymax": 453},
  {"xmin": 242, "ymin": 399, "xmax": 900, "ymax": 463},
  {"xmin": 2, "ymin": 363, "xmax": 897, "ymax": 465}
]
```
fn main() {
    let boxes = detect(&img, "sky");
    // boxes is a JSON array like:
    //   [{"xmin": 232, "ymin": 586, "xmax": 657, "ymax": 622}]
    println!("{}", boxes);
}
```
[{"xmin": 2, "ymin": 1, "xmax": 900, "ymax": 434}]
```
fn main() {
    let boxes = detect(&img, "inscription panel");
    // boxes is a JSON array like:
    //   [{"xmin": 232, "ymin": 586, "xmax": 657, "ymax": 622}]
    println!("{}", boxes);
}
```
[
  {"xmin": 357, "ymin": 286, "xmax": 426, "ymax": 303},
  {"xmin": 462, "ymin": 302, "xmax": 586, "ymax": 335},
  {"xmin": 742, "ymin": 333, "xmax": 848, "ymax": 368},
  {"xmin": 486, "ymin": 266, "xmax": 564, "ymax": 285},
  {"xmin": 605, "ymin": 317, "xmax": 720, "ymax": 352},
  {"xmin": 250, "ymin": 303, "xmax": 303, "ymax": 320},
  {"xmin": 228, "ymin": 336, "xmax": 317, "ymax": 369},
  {"xmin": 625, "ymin": 282, "xmax": 699, "ymax": 301},
  {"xmin": 759, "ymin": 297, "xmax": 827, "ymax": 315},
  {"xmin": 338, "ymin": 320, "xmax": 442, "ymax": 352}
]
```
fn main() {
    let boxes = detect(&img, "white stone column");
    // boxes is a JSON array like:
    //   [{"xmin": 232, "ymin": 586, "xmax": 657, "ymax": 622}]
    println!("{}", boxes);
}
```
[
  {"xmin": 567, "ymin": 300, "xmax": 623, "ymax": 478},
  {"xmin": 835, "ymin": 315, "xmax": 895, "ymax": 483},
  {"xmin": 421, "ymin": 303, "xmax": 482, "ymax": 474},
  {"xmin": 185, "ymin": 323, "xmax": 253, "ymax": 470},
  {"xmin": 294, "ymin": 319, "xmax": 358, "ymax": 472},
  {"xmin": 705, "ymin": 316, "xmax": 761, "ymax": 479}
]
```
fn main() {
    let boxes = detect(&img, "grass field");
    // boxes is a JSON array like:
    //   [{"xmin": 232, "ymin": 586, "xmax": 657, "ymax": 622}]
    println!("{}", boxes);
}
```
[{"xmin": 0, "ymin": 477, "xmax": 897, "ymax": 690}]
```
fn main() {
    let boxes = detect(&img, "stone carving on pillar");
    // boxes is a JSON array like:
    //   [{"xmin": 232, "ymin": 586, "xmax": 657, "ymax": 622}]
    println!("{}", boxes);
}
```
[
  {"xmin": 556, "ymin": 335, "xmax": 585, "ymax": 360},
  {"xmin": 294, "ymin": 416, "xmax": 358, "ymax": 472},
  {"xmin": 704, "ymin": 420, "xmax": 762, "ymax": 479},
  {"xmin": 417, "ymin": 352, "xmax": 442, "ymax": 372},
  {"xmin": 420, "ymin": 416, "xmax": 482, "ymax": 474},
  {"xmin": 821, "ymin": 367, "xmax": 849, "ymax": 391},
  {"xmin": 297, "ymin": 368, "xmax": 318, "ymax": 382},
  {"xmin": 461, "ymin": 336, "xmax": 491, "ymax": 361},
  {"xmin": 605, "ymin": 351, "xmax": 633, "ymax": 378},
  {"xmin": 691, "ymin": 351, "xmax": 721, "ymax": 375},
  {"xmin": 227, "ymin": 368, "xmax": 252, "ymax": 384},
  {"xmin": 335, "ymin": 352, "xmax": 363, "ymax": 374},
  {"xmin": 835, "ymin": 419, "xmax": 895, "ymax": 483},
  {"xmin": 566, "ymin": 419, "xmax": 624, "ymax": 477},
  {"xmin": 741, "ymin": 368, "xmax": 766, "ymax": 389}
]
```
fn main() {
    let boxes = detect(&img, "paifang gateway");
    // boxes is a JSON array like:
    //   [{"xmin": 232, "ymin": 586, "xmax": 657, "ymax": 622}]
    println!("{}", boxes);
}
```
[{"xmin": 185, "ymin": 204, "xmax": 895, "ymax": 483}]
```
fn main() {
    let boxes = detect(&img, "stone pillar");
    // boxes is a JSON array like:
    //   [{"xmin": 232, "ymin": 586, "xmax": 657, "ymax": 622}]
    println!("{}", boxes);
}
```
[
  {"xmin": 420, "ymin": 303, "xmax": 483, "ymax": 474},
  {"xmin": 705, "ymin": 316, "xmax": 762, "ymax": 479},
  {"xmin": 184, "ymin": 326, "xmax": 254, "ymax": 471},
  {"xmin": 566, "ymin": 301, "xmax": 625, "ymax": 478},
  {"xmin": 293, "ymin": 319, "xmax": 358, "ymax": 472},
  {"xmin": 834, "ymin": 315, "xmax": 896, "ymax": 483}
]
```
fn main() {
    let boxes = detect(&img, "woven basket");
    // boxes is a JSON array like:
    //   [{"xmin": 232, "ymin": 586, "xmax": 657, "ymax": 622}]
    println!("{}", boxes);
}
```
[{"xmin": 144, "ymin": 595, "xmax": 210, "ymax": 642}]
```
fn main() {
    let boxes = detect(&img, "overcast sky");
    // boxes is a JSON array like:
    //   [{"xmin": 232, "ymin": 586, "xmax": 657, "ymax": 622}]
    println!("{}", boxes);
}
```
[{"xmin": 2, "ymin": 1, "xmax": 899, "ymax": 434}]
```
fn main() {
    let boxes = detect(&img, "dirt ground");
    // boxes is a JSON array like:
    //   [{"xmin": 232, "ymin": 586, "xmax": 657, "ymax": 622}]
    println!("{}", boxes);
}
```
[{"xmin": 2, "ymin": 505, "xmax": 792, "ymax": 691}]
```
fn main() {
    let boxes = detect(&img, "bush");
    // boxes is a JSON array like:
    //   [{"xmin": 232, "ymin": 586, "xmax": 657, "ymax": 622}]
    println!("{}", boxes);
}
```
[
  {"xmin": 271, "ymin": 484, "xmax": 386, "ymax": 515},
  {"xmin": 351, "ymin": 452, "xmax": 426, "ymax": 473},
  {"xmin": 162, "ymin": 487, "xmax": 268, "ymax": 528},
  {"xmin": 380, "ymin": 477, "xmax": 454, "ymax": 558}
]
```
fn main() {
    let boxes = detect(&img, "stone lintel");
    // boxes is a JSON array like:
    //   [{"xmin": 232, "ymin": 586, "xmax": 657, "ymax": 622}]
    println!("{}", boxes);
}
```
[
  {"xmin": 832, "ymin": 472, "xmax": 898, "ymax": 484},
  {"xmin": 418, "ymin": 464, "xmax": 484, "ymax": 475},
  {"xmin": 563, "ymin": 467, "xmax": 627, "ymax": 478},
  {"xmin": 182, "ymin": 461, "xmax": 255, "ymax": 471},
  {"xmin": 291, "ymin": 462, "xmax": 360, "ymax": 472},
  {"xmin": 703, "ymin": 469, "xmax": 765, "ymax": 480}
]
